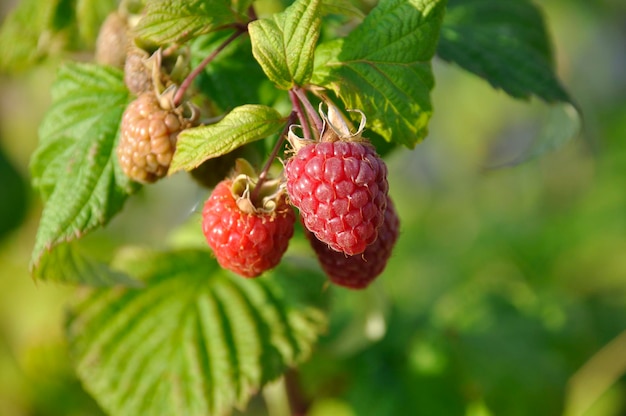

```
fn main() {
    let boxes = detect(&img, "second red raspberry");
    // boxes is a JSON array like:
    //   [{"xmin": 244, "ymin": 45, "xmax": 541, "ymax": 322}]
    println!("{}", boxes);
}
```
[
  {"xmin": 285, "ymin": 141, "xmax": 389, "ymax": 256},
  {"xmin": 202, "ymin": 179, "xmax": 295, "ymax": 278}
]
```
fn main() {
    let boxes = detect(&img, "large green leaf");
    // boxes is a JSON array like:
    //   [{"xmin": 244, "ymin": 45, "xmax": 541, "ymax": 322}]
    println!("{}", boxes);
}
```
[
  {"xmin": 169, "ymin": 104, "xmax": 285, "ymax": 174},
  {"xmin": 135, "ymin": 0, "xmax": 240, "ymax": 45},
  {"xmin": 313, "ymin": 0, "xmax": 447, "ymax": 148},
  {"xmin": 437, "ymin": 0, "xmax": 571, "ymax": 103},
  {"xmin": 67, "ymin": 249, "xmax": 328, "ymax": 416},
  {"xmin": 249, "ymin": 0, "xmax": 322, "ymax": 89},
  {"xmin": 29, "ymin": 63, "xmax": 137, "ymax": 284}
]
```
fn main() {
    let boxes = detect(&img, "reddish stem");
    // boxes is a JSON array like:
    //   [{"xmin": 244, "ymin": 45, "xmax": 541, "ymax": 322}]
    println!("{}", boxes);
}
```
[
  {"xmin": 250, "ymin": 112, "xmax": 298, "ymax": 203},
  {"xmin": 285, "ymin": 370, "xmax": 311, "ymax": 416},
  {"xmin": 289, "ymin": 89, "xmax": 312, "ymax": 142},
  {"xmin": 173, "ymin": 27, "xmax": 246, "ymax": 107},
  {"xmin": 293, "ymin": 87, "xmax": 323, "ymax": 132}
]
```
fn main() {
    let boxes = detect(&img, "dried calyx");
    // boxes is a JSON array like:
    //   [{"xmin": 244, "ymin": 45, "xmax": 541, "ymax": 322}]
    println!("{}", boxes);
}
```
[
  {"xmin": 287, "ymin": 101, "xmax": 369, "ymax": 152},
  {"xmin": 229, "ymin": 159, "xmax": 285, "ymax": 215}
]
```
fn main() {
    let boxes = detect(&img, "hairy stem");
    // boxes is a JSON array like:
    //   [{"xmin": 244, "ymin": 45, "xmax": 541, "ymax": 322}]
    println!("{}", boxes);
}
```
[
  {"xmin": 173, "ymin": 27, "xmax": 246, "ymax": 107},
  {"xmin": 289, "ymin": 89, "xmax": 312, "ymax": 142},
  {"xmin": 250, "ymin": 112, "xmax": 298, "ymax": 203},
  {"xmin": 294, "ymin": 87, "xmax": 323, "ymax": 132}
]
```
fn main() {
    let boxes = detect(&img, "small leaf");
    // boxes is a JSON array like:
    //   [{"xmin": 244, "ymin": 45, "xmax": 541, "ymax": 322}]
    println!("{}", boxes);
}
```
[
  {"xmin": 67, "ymin": 249, "xmax": 328, "ymax": 416},
  {"xmin": 170, "ymin": 105, "xmax": 285, "ymax": 174},
  {"xmin": 249, "ymin": 0, "xmax": 322, "ymax": 89},
  {"xmin": 29, "ymin": 63, "xmax": 137, "ymax": 283},
  {"xmin": 313, "ymin": 0, "xmax": 447, "ymax": 148},
  {"xmin": 32, "ymin": 242, "xmax": 140, "ymax": 287},
  {"xmin": 135, "ymin": 0, "xmax": 238, "ymax": 45},
  {"xmin": 437, "ymin": 0, "xmax": 572, "ymax": 103}
]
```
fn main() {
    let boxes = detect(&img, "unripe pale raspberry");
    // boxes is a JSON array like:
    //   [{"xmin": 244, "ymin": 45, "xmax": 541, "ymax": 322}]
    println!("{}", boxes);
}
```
[
  {"xmin": 95, "ymin": 11, "xmax": 128, "ymax": 68},
  {"xmin": 309, "ymin": 196, "xmax": 399, "ymax": 289},
  {"xmin": 124, "ymin": 46, "xmax": 152, "ymax": 96},
  {"xmin": 285, "ymin": 140, "xmax": 389, "ymax": 256},
  {"xmin": 202, "ymin": 179, "xmax": 295, "ymax": 278},
  {"xmin": 117, "ymin": 91, "xmax": 189, "ymax": 183}
]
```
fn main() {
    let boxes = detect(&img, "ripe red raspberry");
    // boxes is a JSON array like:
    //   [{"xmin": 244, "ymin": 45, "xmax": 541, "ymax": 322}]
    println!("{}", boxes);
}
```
[
  {"xmin": 309, "ymin": 196, "xmax": 399, "ymax": 289},
  {"xmin": 285, "ymin": 140, "xmax": 389, "ymax": 256},
  {"xmin": 202, "ymin": 179, "xmax": 296, "ymax": 278},
  {"xmin": 117, "ymin": 91, "xmax": 190, "ymax": 183}
]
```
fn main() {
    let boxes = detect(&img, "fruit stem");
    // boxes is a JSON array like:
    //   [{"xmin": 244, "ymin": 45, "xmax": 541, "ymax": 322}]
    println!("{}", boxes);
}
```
[
  {"xmin": 293, "ymin": 87, "xmax": 323, "ymax": 133},
  {"xmin": 289, "ymin": 89, "xmax": 312, "ymax": 142},
  {"xmin": 173, "ymin": 27, "xmax": 246, "ymax": 107},
  {"xmin": 250, "ymin": 111, "xmax": 298, "ymax": 204}
]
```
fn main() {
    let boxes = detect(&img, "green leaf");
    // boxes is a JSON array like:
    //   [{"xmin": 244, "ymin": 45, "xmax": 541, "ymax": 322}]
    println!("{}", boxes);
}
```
[
  {"xmin": 313, "ymin": 0, "xmax": 447, "ymax": 148},
  {"xmin": 169, "ymin": 104, "xmax": 285, "ymax": 174},
  {"xmin": 249, "ymin": 0, "xmax": 322, "ymax": 89},
  {"xmin": 321, "ymin": 0, "xmax": 365, "ymax": 19},
  {"xmin": 32, "ymin": 242, "xmax": 140, "ymax": 287},
  {"xmin": 29, "ymin": 63, "xmax": 137, "ymax": 283},
  {"xmin": 437, "ymin": 0, "xmax": 571, "ymax": 103},
  {"xmin": 0, "ymin": 0, "xmax": 64, "ymax": 72},
  {"xmin": 192, "ymin": 32, "xmax": 281, "ymax": 110},
  {"xmin": 135, "ymin": 0, "xmax": 239, "ymax": 45},
  {"xmin": 67, "ymin": 249, "xmax": 328, "ymax": 416}
]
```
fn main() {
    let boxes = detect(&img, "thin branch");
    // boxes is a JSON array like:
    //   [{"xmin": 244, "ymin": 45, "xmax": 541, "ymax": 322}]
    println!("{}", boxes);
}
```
[
  {"xmin": 250, "ymin": 112, "xmax": 298, "ymax": 203},
  {"xmin": 293, "ymin": 87, "xmax": 323, "ymax": 132},
  {"xmin": 289, "ymin": 89, "xmax": 312, "ymax": 142},
  {"xmin": 173, "ymin": 27, "xmax": 246, "ymax": 107}
]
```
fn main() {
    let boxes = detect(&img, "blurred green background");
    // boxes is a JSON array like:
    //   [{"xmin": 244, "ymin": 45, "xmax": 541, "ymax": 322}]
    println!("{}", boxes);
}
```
[{"xmin": 1, "ymin": 0, "xmax": 626, "ymax": 415}]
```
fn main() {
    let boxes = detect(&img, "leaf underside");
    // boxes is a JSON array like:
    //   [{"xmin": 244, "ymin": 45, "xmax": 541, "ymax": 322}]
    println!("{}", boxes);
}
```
[{"xmin": 437, "ymin": 0, "xmax": 571, "ymax": 103}]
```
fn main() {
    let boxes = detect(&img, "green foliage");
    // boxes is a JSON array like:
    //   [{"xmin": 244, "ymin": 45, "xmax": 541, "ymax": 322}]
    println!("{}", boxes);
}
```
[
  {"xmin": 0, "ymin": 144, "xmax": 28, "ymax": 240},
  {"xmin": 249, "ymin": 0, "xmax": 322, "ymax": 89},
  {"xmin": 192, "ymin": 32, "xmax": 280, "ymax": 110},
  {"xmin": 30, "ymin": 63, "xmax": 137, "ymax": 282},
  {"xmin": 0, "ymin": 0, "xmax": 114, "ymax": 72},
  {"xmin": 32, "ymin": 242, "xmax": 140, "ymax": 286},
  {"xmin": 438, "ymin": 0, "xmax": 570, "ymax": 103},
  {"xmin": 135, "ymin": 0, "xmax": 244, "ymax": 45},
  {"xmin": 170, "ymin": 105, "xmax": 285, "ymax": 173},
  {"xmin": 313, "ymin": 0, "xmax": 447, "ymax": 148},
  {"xmin": 0, "ymin": 0, "xmax": 65, "ymax": 72},
  {"xmin": 67, "ymin": 249, "xmax": 328, "ymax": 416},
  {"xmin": 0, "ymin": 0, "xmax": 589, "ymax": 415}
]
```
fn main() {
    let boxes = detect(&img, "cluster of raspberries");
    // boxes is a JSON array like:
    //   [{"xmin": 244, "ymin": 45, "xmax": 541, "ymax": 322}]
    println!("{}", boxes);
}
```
[
  {"xmin": 116, "ymin": 68, "xmax": 398, "ymax": 288},
  {"xmin": 102, "ymin": 8, "xmax": 399, "ymax": 288},
  {"xmin": 200, "ymin": 106, "xmax": 400, "ymax": 289}
]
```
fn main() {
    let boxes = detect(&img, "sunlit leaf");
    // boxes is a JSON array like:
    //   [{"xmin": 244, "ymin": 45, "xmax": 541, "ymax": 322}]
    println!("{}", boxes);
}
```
[
  {"xmin": 67, "ymin": 249, "xmax": 328, "ymax": 416},
  {"xmin": 29, "ymin": 63, "xmax": 137, "ymax": 283},
  {"xmin": 170, "ymin": 104, "xmax": 285, "ymax": 173},
  {"xmin": 249, "ymin": 0, "xmax": 322, "ymax": 89},
  {"xmin": 135, "ymin": 0, "xmax": 238, "ymax": 45},
  {"xmin": 313, "ymin": 0, "xmax": 447, "ymax": 148}
]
